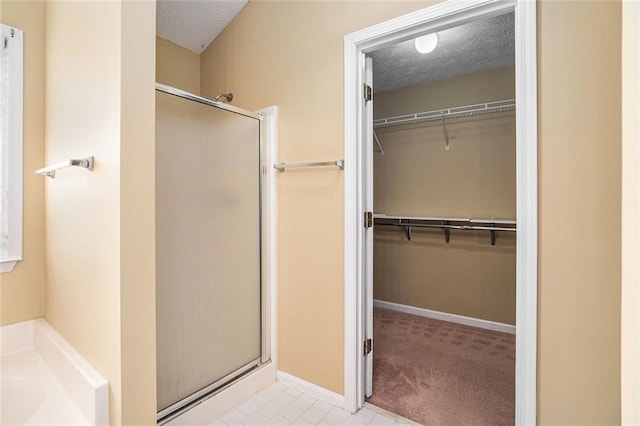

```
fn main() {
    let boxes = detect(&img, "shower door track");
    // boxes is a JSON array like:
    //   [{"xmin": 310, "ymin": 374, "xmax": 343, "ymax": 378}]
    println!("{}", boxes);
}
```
[{"xmin": 157, "ymin": 358, "xmax": 264, "ymax": 423}]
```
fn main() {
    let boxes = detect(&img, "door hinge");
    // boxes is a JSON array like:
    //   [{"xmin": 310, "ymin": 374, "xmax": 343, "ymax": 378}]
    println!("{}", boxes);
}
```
[
  {"xmin": 364, "ymin": 84, "xmax": 373, "ymax": 102},
  {"xmin": 364, "ymin": 211, "xmax": 373, "ymax": 228},
  {"xmin": 364, "ymin": 338, "xmax": 373, "ymax": 356}
]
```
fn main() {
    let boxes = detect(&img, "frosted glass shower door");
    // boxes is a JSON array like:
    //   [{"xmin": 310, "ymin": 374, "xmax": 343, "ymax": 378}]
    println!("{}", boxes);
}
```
[{"xmin": 155, "ymin": 89, "xmax": 262, "ymax": 415}]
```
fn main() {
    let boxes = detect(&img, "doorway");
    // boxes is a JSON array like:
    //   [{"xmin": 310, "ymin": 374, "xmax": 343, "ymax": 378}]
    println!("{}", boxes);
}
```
[{"xmin": 344, "ymin": 0, "xmax": 537, "ymax": 424}]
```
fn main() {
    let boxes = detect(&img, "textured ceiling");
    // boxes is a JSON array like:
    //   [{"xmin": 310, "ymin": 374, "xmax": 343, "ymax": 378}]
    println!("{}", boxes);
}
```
[
  {"xmin": 157, "ymin": 0, "xmax": 248, "ymax": 54},
  {"xmin": 370, "ymin": 12, "xmax": 514, "ymax": 93}
]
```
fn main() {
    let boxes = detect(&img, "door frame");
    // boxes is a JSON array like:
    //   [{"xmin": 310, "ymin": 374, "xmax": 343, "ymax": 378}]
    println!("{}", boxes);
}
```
[{"xmin": 343, "ymin": 1, "xmax": 538, "ymax": 424}]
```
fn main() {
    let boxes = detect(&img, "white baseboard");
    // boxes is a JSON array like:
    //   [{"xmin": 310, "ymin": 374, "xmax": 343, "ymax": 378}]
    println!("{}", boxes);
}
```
[
  {"xmin": 277, "ymin": 371, "xmax": 344, "ymax": 408},
  {"xmin": 373, "ymin": 300, "xmax": 516, "ymax": 335}
]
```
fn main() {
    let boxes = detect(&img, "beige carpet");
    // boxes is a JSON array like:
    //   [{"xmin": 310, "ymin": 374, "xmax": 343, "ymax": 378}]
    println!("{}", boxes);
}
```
[{"xmin": 367, "ymin": 308, "xmax": 515, "ymax": 425}]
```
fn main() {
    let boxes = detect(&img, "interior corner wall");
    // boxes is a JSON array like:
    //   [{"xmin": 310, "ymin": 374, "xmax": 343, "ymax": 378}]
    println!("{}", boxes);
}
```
[
  {"xmin": 0, "ymin": 0, "xmax": 45, "ymax": 326},
  {"xmin": 44, "ymin": 1, "xmax": 123, "ymax": 421},
  {"xmin": 44, "ymin": 2, "xmax": 158, "ymax": 423},
  {"xmin": 621, "ymin": 1, "xmax": 640, "ymax": 423},
  {"xmin": 538, "ymin": 1, "xmax": 621, "ymax": 423},
  {"xmin": 156, "ymin": 36, "xmax": 200, "ymax": 94},
  {"xmin": 200, "ymin": 0, "xmax": 435, "ymax": 395},
  {"xmin": 120, "ymin": 1, "xmax": 157, "ymax": 424},
  {"xmin": 372, "ymin": 66, "xmax": 516, "ymax": 325}
]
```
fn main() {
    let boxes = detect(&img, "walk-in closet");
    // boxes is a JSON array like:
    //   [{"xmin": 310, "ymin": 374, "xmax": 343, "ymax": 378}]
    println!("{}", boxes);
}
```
[{"xmin": 365, "ymin": 12, "xmax": 516, "ymax": 425}]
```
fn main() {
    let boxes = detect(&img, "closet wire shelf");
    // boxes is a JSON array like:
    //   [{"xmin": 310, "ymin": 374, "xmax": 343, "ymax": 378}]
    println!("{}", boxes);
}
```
[
  {"xmin": 373, "ymin": 99, "xmax": 516, "ymax": 129},
  {"xmin": 374, "ymin": 214, "xmax": 516, "ymax": 246}
]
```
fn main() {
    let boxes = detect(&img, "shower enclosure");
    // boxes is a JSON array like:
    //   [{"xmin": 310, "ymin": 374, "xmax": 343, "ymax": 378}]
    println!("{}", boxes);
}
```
[{"xmin": 155, "ymin": 85, "xmax": 267, "ymax": 421}]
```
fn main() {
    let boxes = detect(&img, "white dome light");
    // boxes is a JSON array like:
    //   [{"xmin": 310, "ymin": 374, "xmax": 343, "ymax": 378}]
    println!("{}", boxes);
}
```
[{"xmin": 414, "ymin": 33, "xmax": 438, "ymax": 54}]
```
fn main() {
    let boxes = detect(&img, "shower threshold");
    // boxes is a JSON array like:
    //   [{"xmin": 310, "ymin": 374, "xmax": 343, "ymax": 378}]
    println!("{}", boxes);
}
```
[{"xmin": 157, "ymin": 359, "xmax": 267, "ymax": 424}]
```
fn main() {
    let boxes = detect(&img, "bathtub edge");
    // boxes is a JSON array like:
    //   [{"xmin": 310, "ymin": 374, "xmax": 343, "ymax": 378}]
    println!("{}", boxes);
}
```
[{"xmin": 33, "ymin": 318, "xmax": 109, "ymax": 425}]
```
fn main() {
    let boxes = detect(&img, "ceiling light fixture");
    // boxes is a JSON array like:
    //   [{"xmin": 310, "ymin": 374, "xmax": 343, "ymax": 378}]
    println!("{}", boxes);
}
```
[{"xmin": 414, "ymin": 33, "xmax": 438, "ymax": 54}]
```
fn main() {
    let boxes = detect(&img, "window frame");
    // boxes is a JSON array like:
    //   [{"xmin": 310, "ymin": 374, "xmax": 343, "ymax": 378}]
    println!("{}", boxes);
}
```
[{"xmin": 1, "ymin": 23, "xmax": 24, "ymax": 273}]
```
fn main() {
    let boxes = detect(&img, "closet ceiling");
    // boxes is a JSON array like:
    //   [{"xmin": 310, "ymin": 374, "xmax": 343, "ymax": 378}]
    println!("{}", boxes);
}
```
[
  {"xmin": 370, "ymin": 13, "xmax": 515, "ymax": 93},
  {"xmin": 157, "ymin": 0, "xmax": 248, "ymax": 54}
]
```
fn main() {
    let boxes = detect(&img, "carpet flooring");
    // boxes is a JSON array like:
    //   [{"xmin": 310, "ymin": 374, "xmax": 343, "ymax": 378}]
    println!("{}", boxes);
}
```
[{"xmin": 366, "ymin": 308, "xmax": 515, "ymax": 425}]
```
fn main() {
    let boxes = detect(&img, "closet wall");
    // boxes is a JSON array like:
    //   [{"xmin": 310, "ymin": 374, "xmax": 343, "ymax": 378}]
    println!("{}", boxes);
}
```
[{"xmin": 373, "ymin": 65, "xmax": 516, "ymax": 325}]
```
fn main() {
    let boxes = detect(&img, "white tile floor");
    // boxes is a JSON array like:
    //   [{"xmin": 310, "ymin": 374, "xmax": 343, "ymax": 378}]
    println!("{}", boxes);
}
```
[{"xmin": 211, "ymin": 382, "xmax": 412, "ymax": 425}]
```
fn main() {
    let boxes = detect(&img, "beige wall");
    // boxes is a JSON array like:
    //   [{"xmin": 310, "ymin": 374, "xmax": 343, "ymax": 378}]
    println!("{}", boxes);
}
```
[
  {"xmin": 0, "ymin": 0, "xmax": 45, "ymax": 326},
  {"xmin": 120, "ymin": 1, "xmax": 157, "ymax": 423},
  {"xmin": 202, "ymin": 1, "xmax": 623, "ymax": 421},
  {"xmin": 373, "ymin": 67, "xmax": 516, "ymax": 325},
  {"xmin": 45, "ymin": 2, "xmax": 122, "ymax": 421},
  {"xmin": 621, "ymin": 1, "xmax": 639, "ymax": 423},
  {"xmin": 156, "ymin": 37, "xmax": 200, "ymax": 94},
  {"xmin": 201, "ymin": 0, "xmax": 435, "ymax": 395},
  {"xmin": 537, "ymin": 1, "xmax": 621, "ymax": 424},
  {"xmin": 44, "ymin": 1, "xmax": 156, "ymax": 423}
]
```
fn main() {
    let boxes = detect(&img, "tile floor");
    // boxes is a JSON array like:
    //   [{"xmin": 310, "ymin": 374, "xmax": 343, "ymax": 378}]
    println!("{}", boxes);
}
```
[{"xmin": 211, "ymin": 382, "xmax": 413, "ymax": 425}]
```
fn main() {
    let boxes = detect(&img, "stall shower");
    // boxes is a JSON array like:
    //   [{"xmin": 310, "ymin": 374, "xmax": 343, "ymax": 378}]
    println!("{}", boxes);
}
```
[{"xmin": 154, "ymin": 85, "xmax": 267, "ymax": 422}]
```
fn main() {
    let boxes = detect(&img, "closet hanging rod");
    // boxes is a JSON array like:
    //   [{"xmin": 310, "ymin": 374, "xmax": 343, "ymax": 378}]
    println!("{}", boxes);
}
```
[
  {"xmin": 274, "ymin": 159, "xmax": 344, "ymax": 172},
  {"xmin": 374, "ymin": 213, "xmax": 469, "ymax": 222},
  {"xmin": 35, "ymin": 156, "xmax": 94, "ymax": 179},
  {"xmin": 373, "ymin": 99, "xmax": 515, "ymax": 129},
  {"xmin": 375, "ymin": 222, "xmax": 516, "ymax": 233},
  {"xmin": 373, "ymin": 214, "xmax": 516, "ymax": 245},
  {"xmin": 374, "ymin": 214, "xmax": 516, "ymax": 225}
]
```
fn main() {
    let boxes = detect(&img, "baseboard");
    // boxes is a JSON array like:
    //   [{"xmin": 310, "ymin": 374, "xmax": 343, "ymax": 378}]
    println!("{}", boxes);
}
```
[
  {"xmin": 277, "ymin": 371, "xmax": 344, "ymax": 408},
  {"xmin": 373, "ymin": 300, "xmax": 516, "ymax": 335}
]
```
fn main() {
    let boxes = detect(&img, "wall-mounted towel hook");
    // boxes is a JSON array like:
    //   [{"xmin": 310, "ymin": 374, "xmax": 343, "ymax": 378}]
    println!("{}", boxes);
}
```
[{"xmin": 35, "ymin": 156, "xmax": 94, "ymax": 178}]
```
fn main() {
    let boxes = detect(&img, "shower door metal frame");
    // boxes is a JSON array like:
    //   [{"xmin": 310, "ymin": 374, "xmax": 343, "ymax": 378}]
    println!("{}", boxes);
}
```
[{"xmin": 155, "ymin": 83, "xmax": 270, "ymax": 423}]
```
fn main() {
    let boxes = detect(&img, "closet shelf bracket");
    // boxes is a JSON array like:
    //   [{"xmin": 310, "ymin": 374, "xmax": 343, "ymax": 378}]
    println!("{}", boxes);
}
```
[
  {"xmin": 443, "ymin": 220, "xmax": 450, "ymax": 243},
  {"xmin": 490, "ymin": 223, "xmax": 496, "ymax": 246},
  {"xmin": 441, "ymin": 115, "xmax": 450, "ymax": 150},
  {"xmin": 404, "ymin": 223, "xmax": 412, "ymax": 241},
  {"xmin": 373, "ymin": 130, "xmax": 384, "ymax": 155}
]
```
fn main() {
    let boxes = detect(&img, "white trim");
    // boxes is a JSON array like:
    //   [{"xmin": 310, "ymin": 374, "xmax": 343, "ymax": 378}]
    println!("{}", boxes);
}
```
[
  {"xmin": 344, "ymin": 0, "xmax": 537, "ymax": 423},
  {"xmin": 0, "ymin": 256, "xmax": 22, "ymax": 273},
  {"xmin": 277, "ymin": 371, "xmax": 345, "ymax": 408},
  {"xmin": 0, "ymin": 24, "xmax": 24, "ymax": 273},
  {"xmin": 513, "ymin": 2, "xmax": 537, "ymax": 424},
  {"xmin": 259, "ymin": 105, "xmax": 279, "ymax": 370},
  {"xmin": 343, "ymin": 30, "xmax": 361, "ymax": 415},
  {"xmin": 621, "ymin": 1, "xmax": 640, "ymax": 423},
  {"xmin": 373, "ymin": 299, "xmax": 516, "ymax": 335}
]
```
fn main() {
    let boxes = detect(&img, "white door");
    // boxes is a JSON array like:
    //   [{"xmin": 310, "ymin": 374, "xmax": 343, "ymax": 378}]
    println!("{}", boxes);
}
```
[{"xmin": 364, "ymin": 56, "xmax": 374, "ymax": 398}]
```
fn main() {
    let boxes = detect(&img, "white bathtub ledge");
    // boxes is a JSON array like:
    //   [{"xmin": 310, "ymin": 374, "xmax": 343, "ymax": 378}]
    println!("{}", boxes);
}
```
[
  {"xmin": 1, "ymin": 319, "xmax": 109, "ymax": 425},
  {"xmin": 34, "ymin": 319, "xmax": 109, "ymax": 425}
]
